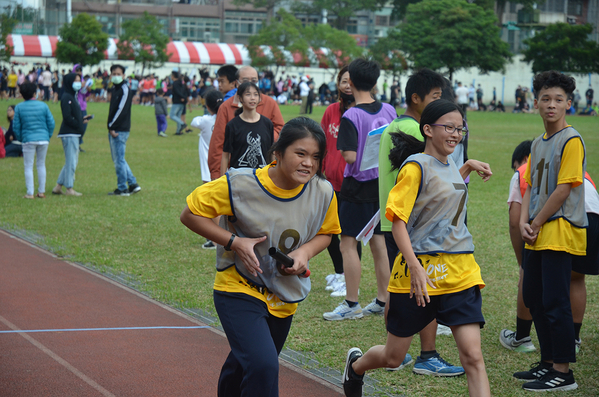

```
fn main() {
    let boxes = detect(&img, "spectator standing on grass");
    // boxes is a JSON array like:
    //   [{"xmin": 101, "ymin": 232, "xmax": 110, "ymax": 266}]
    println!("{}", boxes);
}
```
[
  {"xmin": 299, "ymin": 76, "xmax": 310, "ymax": 114},
  {"xmin": 42, "ymin": 66, "xmax": 52, "ymax": 101},
  {"xmin": 154, "ymin": 89, "xmax": 169, "ymax": 138},
  {"xmin": 73, "ymin": 65, "xmax": 90, "ymax": 152},
  {"xmin": 52, "ymin": 73, "xmax": 88, "ymax": 197},
  {"xmin": 12, "ymin": 81, "xmax": 55, "ymax": 199},
  {"xmin": 8, "ymin": 69, "xmax": 17, "ymax": 98},
  {"xmin": 107, "ymin": 64, "xmax": 141, "ymax": 197},
  {"xmin": 208, "ymin": 65, "xmax": 284, "ymax": 181},
  {"xmin": 585, "ymin": 85, "xmax": 593, "ymax": 107},
  {"xmin": 170, "ymin": 70, "xmax": 188, "ymax": 135},
  {"xmin": 456, "ymin": 82, "xmax": 469, "ymax": 117},
  {"xmin": 323, "ymin": 58, "xmax": 397, "ymax": 322}
]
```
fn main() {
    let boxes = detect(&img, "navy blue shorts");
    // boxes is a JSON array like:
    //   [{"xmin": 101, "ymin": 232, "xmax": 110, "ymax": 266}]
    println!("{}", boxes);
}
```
[
  {"xmin": 386, "ymin": 286, "xmax": 485, "ymax": 338},
  {"xmin": 572, "ymin": 213, "xmax": 599, "ymax": 275},
  {"xmin": 338, "ymin": 200, "xmax": 382, "ymax": 238}
]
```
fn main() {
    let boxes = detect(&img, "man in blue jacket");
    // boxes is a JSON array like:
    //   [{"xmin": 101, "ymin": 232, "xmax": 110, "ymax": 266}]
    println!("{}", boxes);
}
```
[{"xmin": 107, "ymin": 64, "xmax": 141, "ymax": 196}]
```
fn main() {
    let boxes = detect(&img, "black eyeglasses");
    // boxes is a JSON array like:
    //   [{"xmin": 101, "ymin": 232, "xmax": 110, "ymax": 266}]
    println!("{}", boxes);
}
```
[{"xmin": 430, "ymin": 124, "xmax": 468, "ymax": 136}]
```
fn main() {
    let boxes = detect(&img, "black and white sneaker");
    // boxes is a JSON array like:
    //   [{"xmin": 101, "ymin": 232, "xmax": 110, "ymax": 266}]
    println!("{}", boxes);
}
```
[
  {"xmin": 514, "ymin": 361, "xmax": 553, "ymax": 381},
  {"xmin": 128, "ymin": 183, "xmax": 141, "ymax": 194},
  {"xmin": 108, "ymin": 189, "xmax": 130, "ymax": 196},
  {"xmin": 342, "ymin": 348, "xmax": 364, "ymax": 397},
  {"xmin": 202, "ymin": 240, "xmax": 216, "ymax": 249},
  {"xmin": 522, "ymin": 368, "xmax": 578, "ymax": 392}
]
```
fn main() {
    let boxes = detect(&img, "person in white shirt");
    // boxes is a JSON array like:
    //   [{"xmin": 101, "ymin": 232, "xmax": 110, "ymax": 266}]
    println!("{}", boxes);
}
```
[{"xmin": 299, "ymin": 76, "xmax": 310, "ymax": 114}]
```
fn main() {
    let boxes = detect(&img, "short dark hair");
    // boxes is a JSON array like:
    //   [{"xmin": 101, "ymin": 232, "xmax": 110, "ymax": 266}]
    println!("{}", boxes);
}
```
[
  {"xmin": 19, "ymin": 81, "xmax": 37, "ymax": 100},
  {"xmin": 405, "ymin": 68, "xmax": 445, "ymax": 106},
  {"xmin": 533, "ymin": 71, "xmax": 576, "ymax": 98},
  {"xmin": 441, "ymin": 77, "xmax": 456, "ymax": 103},
  {"xmin": 110, "ymin": 64, "xmax": 125, "ymax": 74},
  {"xmin": 217, "ymin": 65, "xmax": 238, "ymax": 84},
  {"xmin": 511, "ymin": 140, "xmax": 533, "ymax": 170},
  {"xmin": 268, "ymin": 117, "xmax": 327, "ymax": 178},
  {"xmin": 348, "ymin": 58, "xmax": 380, "ymax": 92},
  {"xmin": 156, "ymin": 88, "xmax": 164, "ymax": 95}
]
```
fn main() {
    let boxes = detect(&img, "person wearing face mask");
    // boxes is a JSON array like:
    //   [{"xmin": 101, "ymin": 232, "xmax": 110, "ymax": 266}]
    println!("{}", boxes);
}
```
[
  {"xmin": 107, "ymin": 64, "xmax": 140, "ymax": 196},
  {"xmin": 72, "ymin": 64, "xmax": 91, "ymax": 152},
  {"xmin": 320, "ymin": 65, "xmax": 359, "ymax": 297},
  {"xmin": 52, "ymin": 73, "xmax": 88, "ymax": 196}
]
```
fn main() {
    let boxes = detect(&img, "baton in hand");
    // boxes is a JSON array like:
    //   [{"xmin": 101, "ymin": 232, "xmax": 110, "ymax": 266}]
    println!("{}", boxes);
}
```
[{"xmin": 268, "ymin": 247, "xmax": 310, "ymax": 278}]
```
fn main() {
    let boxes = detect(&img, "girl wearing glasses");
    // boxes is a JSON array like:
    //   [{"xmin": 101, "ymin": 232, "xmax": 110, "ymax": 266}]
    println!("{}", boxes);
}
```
[{"xmin": 342, "ymin": 99, "xmax": 493, "ymax": 397}]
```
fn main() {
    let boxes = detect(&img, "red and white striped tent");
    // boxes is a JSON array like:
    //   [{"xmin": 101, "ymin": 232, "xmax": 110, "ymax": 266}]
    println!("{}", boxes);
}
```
[{"xmin": 7, "ymin": 34, "xmax": 251, "ymax": 66}]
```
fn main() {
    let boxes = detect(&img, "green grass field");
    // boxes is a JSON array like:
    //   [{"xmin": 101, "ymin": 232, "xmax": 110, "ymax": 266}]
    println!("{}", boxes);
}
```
[{"xmin": 1, "ymin": 100, "xmax": 598, "ymax": 396}]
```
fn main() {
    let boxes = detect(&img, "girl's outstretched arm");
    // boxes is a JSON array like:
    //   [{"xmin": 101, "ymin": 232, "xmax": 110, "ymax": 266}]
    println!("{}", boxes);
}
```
[
  {"xmin": 460, "ymin": 160, "xmax": 493, "ymax": 182},
  {"xmin": 180, "ymin": 206, "xmax": 266, "ymax": 277}
]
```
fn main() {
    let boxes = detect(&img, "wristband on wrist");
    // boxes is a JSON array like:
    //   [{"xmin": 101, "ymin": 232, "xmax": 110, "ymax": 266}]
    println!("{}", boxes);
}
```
[{"xmin": 224, "ymin": 233, "xmax": 236, "ymax": 251}]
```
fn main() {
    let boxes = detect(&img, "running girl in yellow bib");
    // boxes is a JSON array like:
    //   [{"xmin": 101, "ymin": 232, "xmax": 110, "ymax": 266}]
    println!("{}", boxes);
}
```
[
  {"xmin": 342, "ymin": 99, "xmax": 493, "ymax": 397},
  {"xmin": 181, "ymin": 117, "xmax": 340, "ymax": 397}
]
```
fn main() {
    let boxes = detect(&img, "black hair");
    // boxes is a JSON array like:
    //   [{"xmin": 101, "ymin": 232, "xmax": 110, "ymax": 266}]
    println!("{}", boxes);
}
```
[
  {"xmin": 204, "ymin": 88, "xmax": 224, "ymax": 114},
  {"xmin": 532, "ymin": 71, "xmax": 576, "ymax": 98},
  {"xmin": 389, "ymin": 99, "xmax": 463, "ymax": 170},
  {"xmin": 511, "ymin": 140, "xmax": 533, "ymax": 170},
  {"xmin": 110, "ymin": 64, "xmax": 125, "ymax": 74},
  {"xmin": 336, "ymin": 65, "xmax": 353, "ymax": 117},
  {"xmin": 156, "ymin": 88, "xmax": 164, "ymax": 95},
  {"xmin": 7, "ymin": 104, "xmax": 15, "ymax": 122},
  {"xmin": 405, "ymin": 68, "xmax": 445, "ymax": 106},
  {"xmin": 441, "ymin": 77, "xmax": 456, "ymax": 103},
  {"xmin": 348, "ymin": 58, "xmax": 380, "ymax": 92},
  {"xmin": 217, "ymin": 65, "xmax": 238, "ymax": 84},
  {"xmin": 19, "ymin": 81, "xmax": 37, "ymax": 100},
  {"xmin": 268, "ymin": 117, "xmax": 327, "ymax": 178},
  {"xmin": 235, "ymin": 82, "xmax": 260, "ymax": 116}
]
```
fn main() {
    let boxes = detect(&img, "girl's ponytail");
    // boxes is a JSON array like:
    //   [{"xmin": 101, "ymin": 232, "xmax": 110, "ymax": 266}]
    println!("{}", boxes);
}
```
[
  {"xmin": 389, "ymin": 132, "xmax": 426, "ymax": 170},
  {"xmin": 204, "ymin": 88, "xmax": 224, "ymax": 114}
]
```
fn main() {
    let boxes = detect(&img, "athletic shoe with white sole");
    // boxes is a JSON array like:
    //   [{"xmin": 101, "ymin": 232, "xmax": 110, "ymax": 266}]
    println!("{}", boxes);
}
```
[
  {"xmin": 342, "ymin": 348, "xmax": 364, "ymax": 397},
  {"xmin": 323, "ymin": 301, "xmax": 363, "ymax": 321},
  {"xmin": 513, "ymin": 361, "xmax": 552, "ymax": 381},
  {"xmin": 385, "ymin": 353, "xmax": 413, "ymax": 371},
  {"xmin": 326, "ymin": 274, "xmax": 344, "ymax": 291},
  {"xmin": 412, "ymin": 353, "xmax": 465, "ymax": 377},
  {"xmin": 436, "ymin": 324, "xmax": 452, "ymax": 336},
  {"xmin": 499, "ymin": 329, "xmax": 536, "ymax": 353},
  {"xmin": 575, "ymin": 338, "xmax": 581, "ymax": 354},
  {"xmin": 330, "ymin": 282, "xmax": 347, "ymax": 297},
  {"xmin": 522, "ymin": 368, "xmax": 578, "ymax": 392},
  {"xmin": 362, "ymin": 298, "xmax": 385, "ymax": 316}
]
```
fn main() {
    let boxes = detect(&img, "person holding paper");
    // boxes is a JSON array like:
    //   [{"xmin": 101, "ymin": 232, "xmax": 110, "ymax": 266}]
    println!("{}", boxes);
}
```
[{"xmin": 323, "ymin": 58, "xmax": 396, "ymax": 321}]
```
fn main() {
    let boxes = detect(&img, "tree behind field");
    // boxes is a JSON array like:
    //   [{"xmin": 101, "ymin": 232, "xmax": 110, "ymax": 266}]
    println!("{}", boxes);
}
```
[
  {"xmin": 0, "ymin": 13, "xmax": 16, "ymax": 63},
  {"xmin": 367, "ymin": 28, "xmax": 407, "ymax": 80},
  {"xmin": 523, "ymin": 23, "xmax": 599, "ymax": 74},
  {"xmin": 56, "ymin": 13, "xmax": 108, "ymax": 67},
  {"xmin": 398, "ymin": 0, "xmax": 511, "ymax": 81},
  {"xmin": 118, "ymin": 12, "xmax": 170, "ymax": 76}
]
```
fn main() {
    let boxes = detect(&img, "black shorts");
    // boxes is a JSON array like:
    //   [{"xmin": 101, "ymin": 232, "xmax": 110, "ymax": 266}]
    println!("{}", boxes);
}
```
[
  {"xmin": 387, "ymin": 286, "xmax": 485, "ymax": 338},
  {"xmin": 338, "ymin": 199, "xmax": 382, "ymax": 238},
  {"xmin": 572, "ymin": 213, "xmax": 599, "ymax": 275}
]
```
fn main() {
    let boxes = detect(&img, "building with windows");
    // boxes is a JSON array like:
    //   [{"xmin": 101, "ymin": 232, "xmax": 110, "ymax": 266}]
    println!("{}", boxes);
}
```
[{"xmin": 500, "ymin": 0, "xmax": 599, "ymax": 53}]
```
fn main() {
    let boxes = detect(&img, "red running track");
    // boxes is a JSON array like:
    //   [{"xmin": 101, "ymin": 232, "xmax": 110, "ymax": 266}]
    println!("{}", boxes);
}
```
[{"xmin": 0, "ymin": 230, "xmax": 343, "ymax": 396}]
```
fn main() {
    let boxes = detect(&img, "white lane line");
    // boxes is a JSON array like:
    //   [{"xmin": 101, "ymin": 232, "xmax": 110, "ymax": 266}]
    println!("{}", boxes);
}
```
[
  {"xmin": 0, "ymin": 325, "xmax": 211, "ymax": 334},
  {"xmin": 0, "ymin": 314, "xmax": 116, "ymax": 397}
]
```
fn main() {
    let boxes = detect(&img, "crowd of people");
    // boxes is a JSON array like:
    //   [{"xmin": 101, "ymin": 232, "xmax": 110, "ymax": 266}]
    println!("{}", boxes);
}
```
[{"xmin": 1, "ymin": 58, "xmax": 596, "ymax": 397}]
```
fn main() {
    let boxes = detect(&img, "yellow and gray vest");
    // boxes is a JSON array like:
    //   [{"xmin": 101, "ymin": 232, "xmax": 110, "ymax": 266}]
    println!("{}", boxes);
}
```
[
  {"xmin": 217, "ymin": 167, "xmax": 335, "ymax": 303},
  {"xmin": 528, "ymin": 126, "xmax": 587, "ymax": 227},
  {"xmin": 401, "ymin": 153, "xmax": 474, "ymax": 254}
]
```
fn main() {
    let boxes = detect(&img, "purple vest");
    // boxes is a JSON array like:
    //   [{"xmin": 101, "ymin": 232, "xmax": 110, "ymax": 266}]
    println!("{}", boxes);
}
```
[{"xmin": 342, "ymin": 102, "xmax": 396, "ymax": 181}]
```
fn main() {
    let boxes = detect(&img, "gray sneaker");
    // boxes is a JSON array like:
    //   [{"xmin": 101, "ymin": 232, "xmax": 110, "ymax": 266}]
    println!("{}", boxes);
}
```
[
  {"xmin": 499, "ymin": 329, "xmax": 536, "ymax": 353},
  {"xmin": 362, "ymin": 298, "xmax": 385, "ymax": 316},
  {"xmin": 323, "ymin": 301, "xmax": 363, "ymax": 321}
]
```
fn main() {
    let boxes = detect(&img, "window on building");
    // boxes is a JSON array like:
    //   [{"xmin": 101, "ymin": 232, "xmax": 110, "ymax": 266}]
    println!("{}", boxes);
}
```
[
  {"xmin": 375, "ymin": 16, "xmax": 388, "ymax": 26},
  {"xmin": 568, "ymin": 0, "xmax": 583, "ymax": 15}
]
